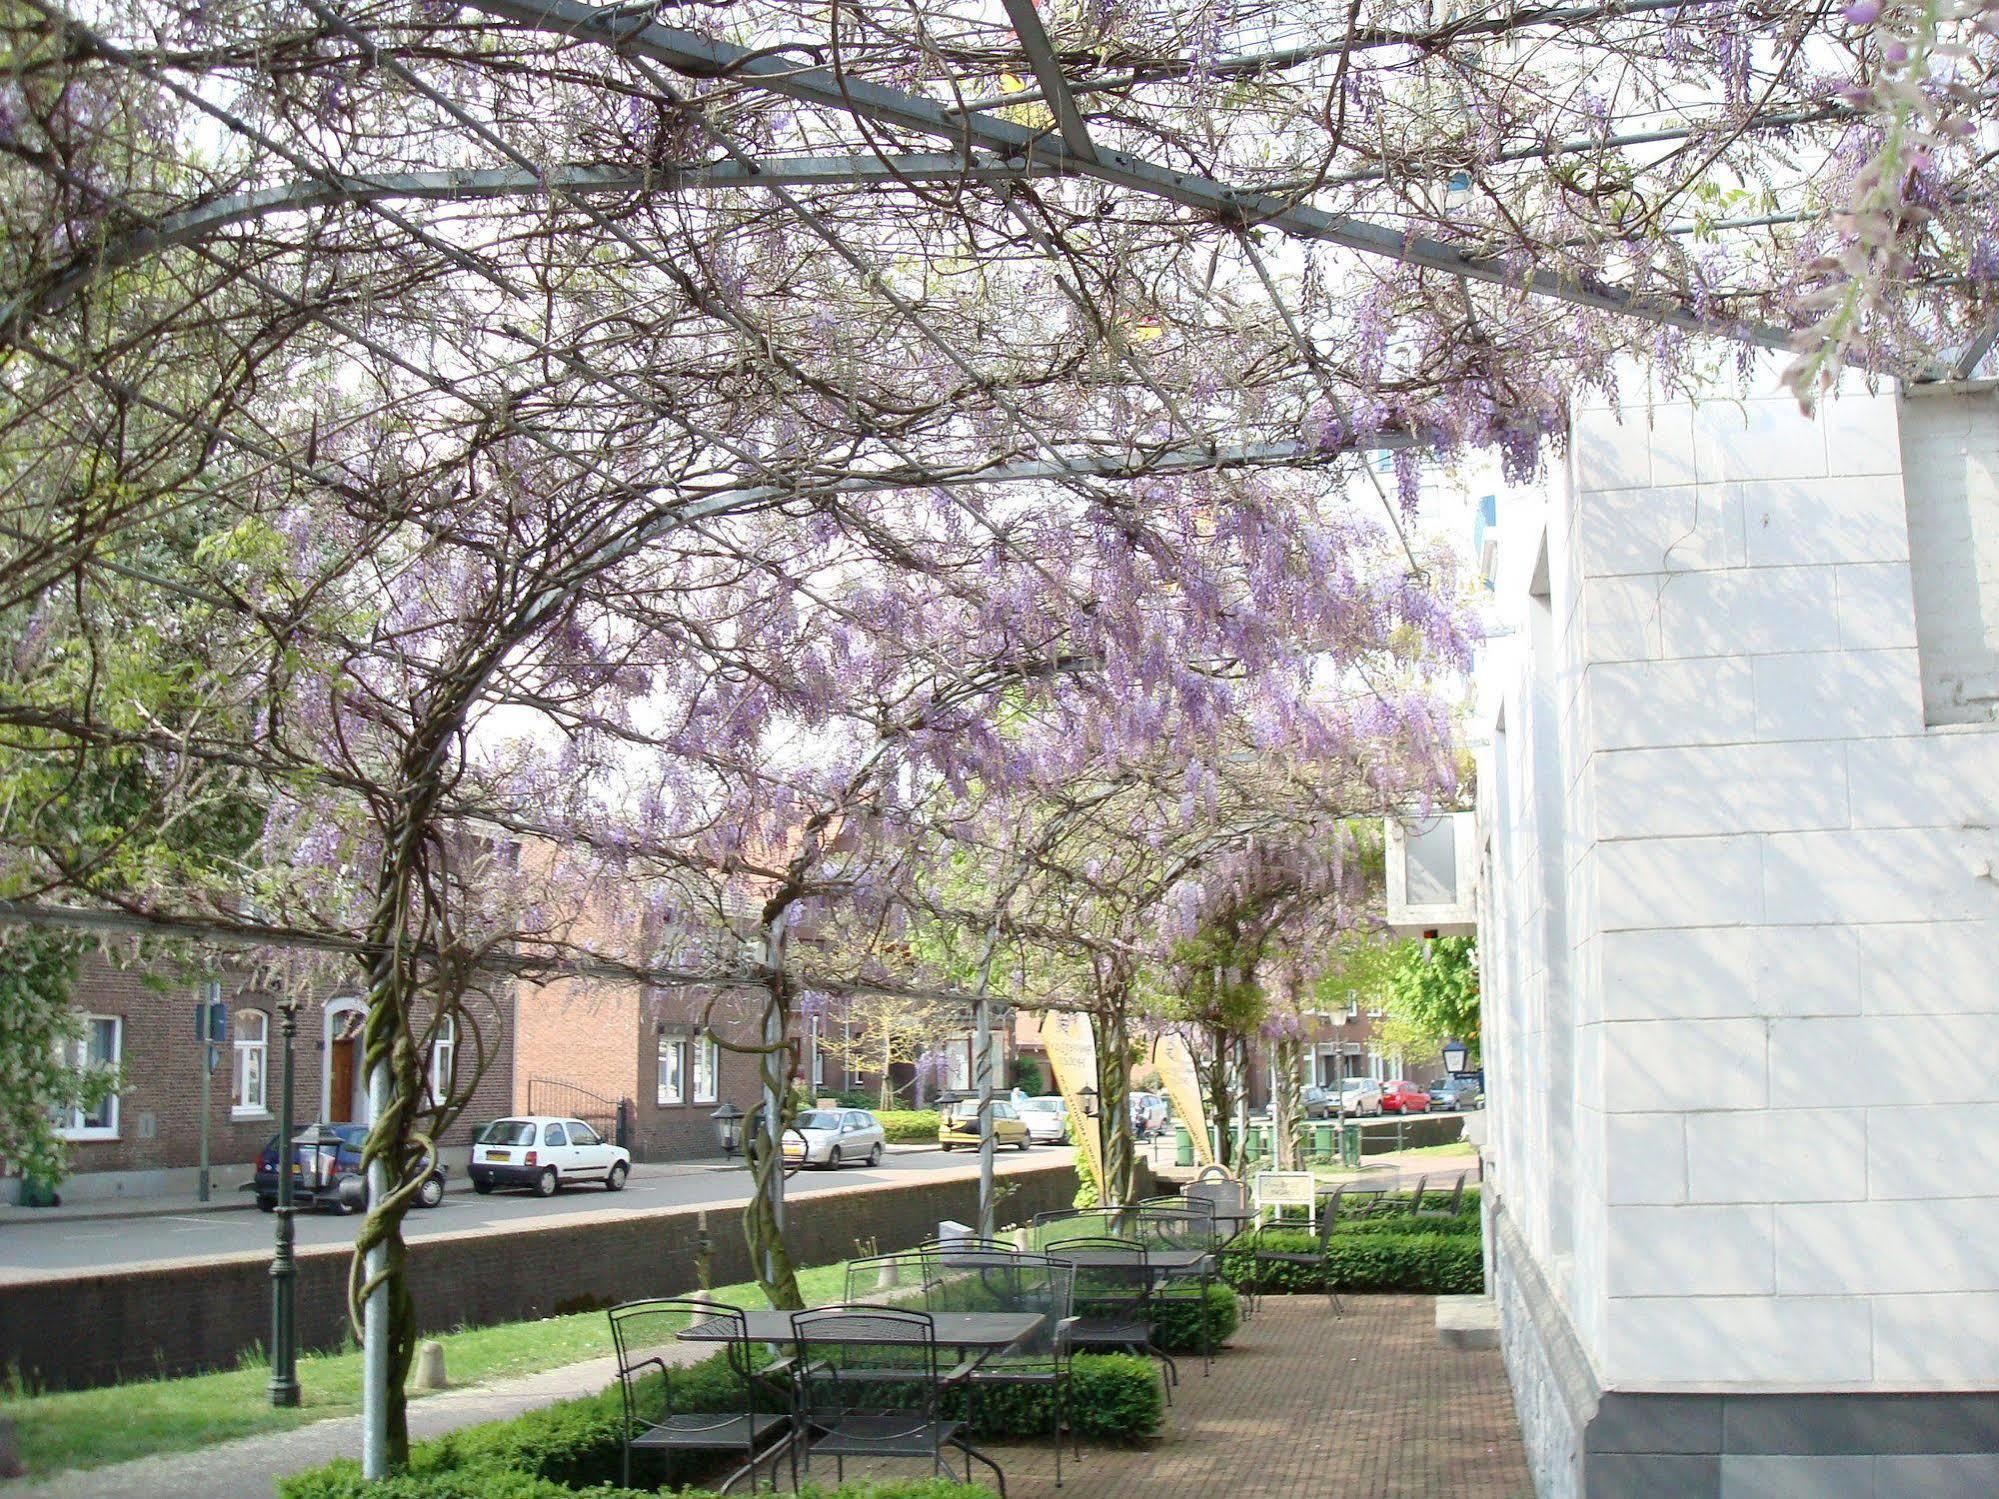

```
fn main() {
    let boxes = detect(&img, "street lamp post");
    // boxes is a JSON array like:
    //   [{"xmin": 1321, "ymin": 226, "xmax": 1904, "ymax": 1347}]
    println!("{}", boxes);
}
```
[
  {"xmin": 711, "ymin": 1101, "xmax": 745, "ymax": 1162},
  {"xmin": 267, "ymin": 1000, "xmax": 300, "ymax": 1407},
  {"xmin": 1441, "ymin": 1037, "xmax": 1469, "ymax": 1076}
]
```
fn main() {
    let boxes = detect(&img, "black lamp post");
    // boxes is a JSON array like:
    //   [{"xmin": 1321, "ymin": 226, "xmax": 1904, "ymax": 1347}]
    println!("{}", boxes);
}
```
[
  {"xmin": 268, "ymin": 1000, "xmax": 300, "ymax": 1407},
  {"xmin": 1441, "ymin": 1037, "xmax": 1469, "ymax": 1076},
  {"xmin": 711, "ymin": 1101, "xmax": 745, "ymax": 1161}
]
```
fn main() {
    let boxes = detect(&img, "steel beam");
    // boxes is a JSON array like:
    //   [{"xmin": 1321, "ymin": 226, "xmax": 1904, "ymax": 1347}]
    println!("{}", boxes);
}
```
[
  {"xmin": 463, "ymin": 0, "xmax": 1794, "ymax": 349},
  {"xmin": 997, "ymin": 0, "xmax": 1098, "ymax": 163}
]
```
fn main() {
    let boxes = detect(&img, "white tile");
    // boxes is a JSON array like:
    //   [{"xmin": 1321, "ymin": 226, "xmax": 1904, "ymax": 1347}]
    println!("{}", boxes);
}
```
[
  {"xmin": 1769, "ymin": 1014, "xmax": 1999, "ymax": 1106},
  {"xmin": 1605, "ymin": 1112, "xmax": 1687, "ymax": 1204},
  {"xmin": 1602, "ymin": 1018, "xmax": 1768, "ymax": 1112},
  {"xmin": 1777, "ymin": 1200, "xmax": 1999, "ymax": 1294},
  {"xmin": 1846, "ymin": 733, "xmax": 1999, "ymax": 828},
  {"xmin": 1820, "ymin": 388, "xmax": 1906, "ymax": 477},
  {"xmin": 1594, "ymin": 743, "xmax": 1849, "ymax": 839},
  {"xmin": 1587, "ymin": 658, "xmax": 1756, "ymax": 750},
  {"xmin": 1721, "ymin": 1456, "xmax": 1873, "ymax": 1499},
  {"xmin": 1574, "ymin": 405, "xmax": 1655, "ymax": 491},
  {"xmin": 1836, "ymin": 562, "xmax": 1919, "ymax": 650},
  {"xmin": 1865, "ymin": 1104, "xmax": 1999, "ymax": 1200},
  {"xmin": 1580, "ymin": 485, "xmax": 1746, "ymax": 577},
  {"xmin": 1763, "ymin": 828, "xmax": 1999, "ymax": 925},
  {"xmin": 1740, "ymin": 476, "xmax": 1911, "ymax": 567},
  {"xmin": 1603, "ymin": 1296, "xmax": 1870, "ymax": 1385},
  {"xmin": 1875, "ymin": 1455, "xmax": 1999, "ymax": 1494},
  {"xmin": 1598, "ymin": 835, "xmax": 1764, "ymax": 930},
  {"xmin": 1685, "ymin": 1109, "xmax": 1865, "ymax": 1203},
  {"xmin": 1648, "ymin": 403, "xmax": 1699, "ymax": 488},
  {"xmin": 1695, "ymin": 399, "xmax": 1831, "ymax": 484},
  {"xmin": 1607, "ymin": 1204, "xmax": 1773, "ymax": 1295},
  {"xmin": 1582, "ymin": 575, "xmax": 1664, "ymax": 662},
  {"xmin": 1600, "ymin": 926, "xmax": 1859, "ymax": 1021},
  {"xmin": 1873, "ymin": 1294, "xmax": 1999, "ymax": 1382},
  {"xmin": 1752, "ymin": 651, "xmax": 1924, "ymax": 741},
  {"xmin": 1659, "ymin": 567, "xmax": 1842, "ymax": 659},
  {"xmin": 1856, "ymin": 922, "xmax": 1999, "ymax": 1013}
]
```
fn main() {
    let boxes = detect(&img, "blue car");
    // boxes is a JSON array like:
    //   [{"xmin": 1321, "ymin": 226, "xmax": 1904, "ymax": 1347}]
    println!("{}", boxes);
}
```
[{"xmin": 252, "ymin": 1123, "xmax": 446, "ymax": 1212}]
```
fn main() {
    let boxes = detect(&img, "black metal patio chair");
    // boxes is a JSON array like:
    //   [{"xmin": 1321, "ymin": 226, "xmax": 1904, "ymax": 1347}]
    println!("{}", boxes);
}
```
[
  {"xmin": 923, "ymin": 1247, "xmax": 1080, "ymax": 1486},
  {"xmin": 1415, "ymin": 1171, "xmax": 1470, "ymax": 1222},
  {"xmin": 1131, "ymin": 1207, "xmax": 1221, "ymax": 1373},
  {"xmin": 607, "ymin": 1298, "xmax": 793, "ymax": 1493},
  {"xmin": 1044, "ymin": 1235, "xmax": 1180, "ymax": 1401},
  {"xmin": 844, "ymin": 1251, "xmax": 938, "ymax": 1306},
  {"xmin": 789, "ymin": 1305, "xmax": 1006, "ymax": 1498},
  {"xmin": 1249, "ymin": 1188, "xmax": 1347, "ymax": 1317}
]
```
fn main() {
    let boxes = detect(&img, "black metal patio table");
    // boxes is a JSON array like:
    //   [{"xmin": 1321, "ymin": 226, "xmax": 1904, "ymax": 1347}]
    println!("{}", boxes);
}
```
[
  {"xmin": 680, "ymin": 1308, "xmax": 1045, "ymax": 1356},
  {"xmin": 1046, "ymin": 1247, "xmax": 1212, "ymax": 1279}
]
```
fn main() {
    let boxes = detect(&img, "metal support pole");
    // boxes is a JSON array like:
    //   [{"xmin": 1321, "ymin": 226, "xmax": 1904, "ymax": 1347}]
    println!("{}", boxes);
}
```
[
  {"xmin": 975, "ymin": 993, "xmax": 995, "ymax": 1240},
  {"xmin": 361, "ymin": 1056, "xmax": 391, "ymax": 1480},
  {"xmin": 268, "ymin": 1004, "xmax": 300, "ymax": 1406},
  {"xmin": 761, "ymin": 993, "xmax": 786, "ymax": 1265},
  {"xmin": 197, "ymin": 980, "xmax": 219, "ymax": 1203}
]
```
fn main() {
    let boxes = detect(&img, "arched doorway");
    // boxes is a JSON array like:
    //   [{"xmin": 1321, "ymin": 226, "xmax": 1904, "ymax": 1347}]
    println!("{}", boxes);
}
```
[{"xmin": 324, "ymin": 1000, "xmax": 368, "ymax": 1124}]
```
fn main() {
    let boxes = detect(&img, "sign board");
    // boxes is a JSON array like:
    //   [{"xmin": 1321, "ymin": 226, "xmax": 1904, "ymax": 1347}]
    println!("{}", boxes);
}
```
[
  {"xmin": 1253, "ymin": 1170, "xmax": 1318, "ymax": 1228},
  {"xmin": 1040, "ymin": 1012, "xmax": 1105, "ymax": 1193},
  {"xmin": 1150, "ymin": 1031, "xmax": 1215, "ymax": 1167}
]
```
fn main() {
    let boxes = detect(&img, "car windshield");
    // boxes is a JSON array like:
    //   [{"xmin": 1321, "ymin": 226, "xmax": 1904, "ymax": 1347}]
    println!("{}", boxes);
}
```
[
  {"xmin": 477, "ymin": 1120, "xmax": 536, "ymax": 1145},
  {"xmin": 1020, "ymin": 1099, "xmax": 1059, "ymax": 1113},
  {"xmin": 796, "ymin": 1111, "xmax": 842, "ymax": 1131}
]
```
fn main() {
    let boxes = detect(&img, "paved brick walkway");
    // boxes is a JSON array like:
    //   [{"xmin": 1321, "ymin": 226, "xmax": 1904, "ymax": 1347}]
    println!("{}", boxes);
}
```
[{"xmin": 842, "ymin": 1295, "xmax": 1533, "ymax": 1499}]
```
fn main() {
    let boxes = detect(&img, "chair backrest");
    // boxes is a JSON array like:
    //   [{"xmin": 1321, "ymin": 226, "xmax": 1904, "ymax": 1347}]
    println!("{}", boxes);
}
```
[
  {"xmin": 923, "ymin": 1248, "xmax": 1074, "ymax": 1358},
  {"xmin": 1045, "ymin": 1235, "xmax": 1152, "ymax": 1310},
  {"xmin": 790, "ymin": 1306, "xmax": 944, "ymax": 1430},
  {"xmin": 1314, "ymin": 1186, "xmax": 1347, "ymax": 1244},
  {"xmin": 1439, "ymin": 1172, "xmax": 1468, "ymax": 1213},
  {"xmin": 608, "ymin": 1298, "xmax": 753, "ymax": 1437},
  {"xmin": 1030, "ymin": 1206, "xmax": 1140, "ymax": 1246},
  {"xmin": 1184, "ymin": 1178, "xmax": 1248, "ymax": 1217},
  {"xmin": 1131, "ymin": 1206, "xmax": 1216, "ymax": 1251},
  {"xmin": 844, "ymin": 1252, "xmax": 936, "ymax": 1306},
  {"xmin": 1397, "ymin": 1175, "xmax": 1430, "ymax": 1215}
]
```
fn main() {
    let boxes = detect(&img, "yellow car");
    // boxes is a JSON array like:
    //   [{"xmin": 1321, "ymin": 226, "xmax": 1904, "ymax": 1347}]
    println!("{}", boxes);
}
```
[{"xmin": 938, "ymin": 1098, "xmax": 1032, "ymax": 1151}]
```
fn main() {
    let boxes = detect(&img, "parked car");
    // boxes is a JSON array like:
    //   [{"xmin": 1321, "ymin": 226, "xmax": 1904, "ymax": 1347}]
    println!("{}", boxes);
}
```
[
  {"xmin": 1016, "ymin": 1095, "xmax": 1071, "ymax": 1144},
  {"xmin": 1301, "ymin": 1085, "xmax": 1342, "ymax": 1119},
  {"xmin": 1380, "ymin": 1080, "xmax": 1432, "ymax": 1114},
  {"xmin": 938, "ymin": 1097, "xmax": 1031, "ymax": 1150},
  {"xmin": 783, "ymin": 1107, "xmax": 886, "ymax": 1169},
  {"xmin": 1129, "ymin": 1091, "xmax": 1170, "ymax": 1139},
  {"xmin": 1339, "ymin": 1077, "xmax": 1385, "ymax": 1116},
  {"xmin": 253, "ymin": 1123, "xmax": 447, "ymax": 1213},
  {"xmin": 469, "ymin": 1115, "xmax": 631, "ymax": 1197},
  {"xmin": 1429, "ymin": 1076, "xmax": 1484, "ymax": 1111}
]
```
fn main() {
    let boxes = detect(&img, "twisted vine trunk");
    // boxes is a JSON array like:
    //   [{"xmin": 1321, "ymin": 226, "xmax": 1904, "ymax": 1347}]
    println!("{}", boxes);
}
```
[
  {"xmin": 743, "ymin": 904, "xmax": 803, "ymax": 1310},
  {"xmin": 1201, "ymin": 1025, "xmax": 1237, "ymax": 1170},
  {"xmin": 1091, "ymin": 993, "xmax": 1136, "ymax": 1206}
]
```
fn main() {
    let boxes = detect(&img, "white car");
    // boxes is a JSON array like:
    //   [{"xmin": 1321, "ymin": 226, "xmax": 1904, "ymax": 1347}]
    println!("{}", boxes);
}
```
[
  {"xmin": 470, "ymin": 1115, "xmax": 631, "ymax": 1197},
  {"xmin": 1016, "ymin": 1095, "xmax": 1070, "ymax": 1144},
  {"xmin": 783, "ymin": 1107, "xmax": 887, "ymax": 1169},
  {"xmin": 1339, "ymin": 1078, "xmax": 1386, "ymax": 1116}
]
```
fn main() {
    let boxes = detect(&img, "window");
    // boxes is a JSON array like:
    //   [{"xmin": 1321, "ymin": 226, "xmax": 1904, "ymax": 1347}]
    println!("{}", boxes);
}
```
[
  {"xmin": 544, "ymin": 1122, "xmax": 568, "ymax": 1148},
  {"xmin": 657, "ymin": 1032, "xmax": 686, "ymax": 1105},
  {"xmin": 569, "ymin": 1120, "xmax": 601, "ymax": 1147},
  {"xmin": 1404, "ymin": 818, "xmax": 1460, "ymax": 905},
  {"xmin": 426, "ymin": 1014, "xmax": 456, "ymax": 1107},
  {"xmin": 692, "ymin": 1032, "xmax": 719, "ymax": 1103},
  {"xmin": 1901, "ymin": 390, "xmax": 1999, "ymax": 725},
  {"xmin": 55, "ymin": 1015, "xmax": 121, "ymax": 1138},
  {"xmin": 477, "ymin": 1119, "xmax": 536, "ymax": 1145},
  {"xmin": 232, "ymin": 1009, "xmax": 268, "ymax": 1116}
]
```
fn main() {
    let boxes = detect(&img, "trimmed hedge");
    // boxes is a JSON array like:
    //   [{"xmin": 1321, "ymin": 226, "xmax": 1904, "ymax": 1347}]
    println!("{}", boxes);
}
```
[
  {"xmin": 1146, "ymin": 1282, "xmax": 1241, "ymax": 1353},
  {"xmin": 1219, "ymin": 1229, "xmax": 1483, "ymax": 1296},
  {"xmin": 873, "ymin": 1109, "xmax": 941, "ymax": 1143},
  {"xmin": 280, "ymin": 1343, "xmax": 1161, "ymax": 1499}
]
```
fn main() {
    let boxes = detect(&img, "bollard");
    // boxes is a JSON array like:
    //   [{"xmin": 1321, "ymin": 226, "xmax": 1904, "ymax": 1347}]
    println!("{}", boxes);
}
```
[
  {"xmin": 412, "ymin": 1340, "xmax": 448, "ymax": 1391},
  {"xmin": 875, "ymin": 1258, "xmax": 900, "ymax": 1290}
]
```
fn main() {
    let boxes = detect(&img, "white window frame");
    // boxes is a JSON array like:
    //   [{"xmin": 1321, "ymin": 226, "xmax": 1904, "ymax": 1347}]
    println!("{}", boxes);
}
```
[
  {"xmin": 426, "ymin": 1013, "xmax": 456, "ymax": 1108},
  {"xmin": 657, "ymin": 1031, "xmax": 686, "ymax": 1106},
  {"xmin": 691, "ymin": 1032, "xmax": 719, "ymax": 1104},
  {"xmin": 56, "ymin": 1014, "xmax": 122, "ymax": 1140},
  {"xmin": 232, "ymin": 1009, "xmax": 269, "ymax": 1117}
]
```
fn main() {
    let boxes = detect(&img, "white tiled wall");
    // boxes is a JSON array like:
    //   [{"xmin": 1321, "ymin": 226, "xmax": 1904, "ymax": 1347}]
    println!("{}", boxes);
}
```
[{"xmin": 1478, "ymin": 373, "xmax": 1999, "ymax": 1396}]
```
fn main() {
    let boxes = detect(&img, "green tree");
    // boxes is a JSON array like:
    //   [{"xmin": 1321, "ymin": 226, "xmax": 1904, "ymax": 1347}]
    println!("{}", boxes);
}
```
[
  {"xmin": 0, "ymin": 927, "xmax": 112, "ymax": 1186},
  {"xmin": 1378, "ymin": 935, "xmax": 1481, "ymax": 1065}
]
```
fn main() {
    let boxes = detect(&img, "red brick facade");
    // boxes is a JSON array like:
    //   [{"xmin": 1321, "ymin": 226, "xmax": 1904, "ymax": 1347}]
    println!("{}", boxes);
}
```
[{"xmin": 36, "ymin": 950, "xmax": 514, "ymax": 1191}]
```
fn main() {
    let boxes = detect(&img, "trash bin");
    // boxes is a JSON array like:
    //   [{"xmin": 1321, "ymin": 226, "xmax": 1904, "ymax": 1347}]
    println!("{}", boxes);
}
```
[
  {"xmin": 1312, "ymin": 1122, "xmax": 1336, "ymax": 1160},
  {"xmin": 1174, "ymin": 1124, "xmax": 1194, "ymax": 1167}
]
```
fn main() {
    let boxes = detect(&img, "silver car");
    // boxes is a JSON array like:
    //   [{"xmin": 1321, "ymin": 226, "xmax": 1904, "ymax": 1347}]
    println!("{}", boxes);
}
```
[
  {"xmin": 783, "ymin": 1107, "xmax": 887, "ymax": 1169},
  {"xmin": 1016, "ymin": 1095, "xmax": 1070, "ymax": 1144}
]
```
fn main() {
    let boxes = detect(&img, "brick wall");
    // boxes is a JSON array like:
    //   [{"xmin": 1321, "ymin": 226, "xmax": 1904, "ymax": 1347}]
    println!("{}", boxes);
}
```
[
  {"xmin": 0, "ymin": 1157, "xmax": 1090, "ymax": 1391},
  {"xmin": 39, "ymin": 952, "xmax": 514, "ymax": 1184}
]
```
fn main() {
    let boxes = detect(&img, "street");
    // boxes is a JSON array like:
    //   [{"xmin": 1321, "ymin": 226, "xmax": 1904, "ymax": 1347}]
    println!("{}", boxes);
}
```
[{"xmin": 0, "ymin": 1144, "xmax": 1067, "ymax": 1282}]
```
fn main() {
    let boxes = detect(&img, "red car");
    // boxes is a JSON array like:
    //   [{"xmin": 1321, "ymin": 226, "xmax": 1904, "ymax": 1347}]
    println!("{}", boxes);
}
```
[{"xmin": 1380, "ymin": 1080, "xmax": 1432, "ymax": 1114}]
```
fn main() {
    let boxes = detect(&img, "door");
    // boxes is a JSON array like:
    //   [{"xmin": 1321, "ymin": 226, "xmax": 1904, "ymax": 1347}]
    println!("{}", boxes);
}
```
[
  {"xmin": 566, "ymin": 1119, "xmax": 613, "ymax": 1172},
  {"xmin": 328, "ymin": 1034, "xmax": 357, "ymax": 1123}
]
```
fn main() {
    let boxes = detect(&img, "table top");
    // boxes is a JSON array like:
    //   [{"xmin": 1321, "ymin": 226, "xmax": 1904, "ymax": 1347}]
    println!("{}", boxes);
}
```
[
  {"xmin": 1043, "ymin": 1247, "xmax": 1212, "ymax": 1273},
  {"xmin": 681, "ymin": 1309, "xmax": 1045, "ymax": 1349}
]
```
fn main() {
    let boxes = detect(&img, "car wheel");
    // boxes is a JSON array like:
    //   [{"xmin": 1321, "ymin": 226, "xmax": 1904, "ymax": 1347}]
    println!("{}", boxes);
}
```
[
  {"xmin": 417, "ymin": 1173, "xmax": 445, "ymax": 1209},
  {"xmin": 940, "ymin": 1141, "xmax": 952, "ymax": 1152},
  {"xmin": 533, "ymin": 1167, "xmax": 559, "ymax": 1198},
  {"xmin": 605, "ymin": 1161, "xmax": 629, "ymax": 1192},
  {"xmin": 827, "ymin": 1147, "xmax": 842, "ymax": 1170},
  {"xmin": 867, "ymin": 1143, "xmax": 883, "ymax": 1167},
  {"xmin": 1017, "ymin": 1137, "xmax": 1031, "ymax": 1151},
  {"xmin": 472, "ymin": 1178, "xmax": 494, "ymax": 1195}
]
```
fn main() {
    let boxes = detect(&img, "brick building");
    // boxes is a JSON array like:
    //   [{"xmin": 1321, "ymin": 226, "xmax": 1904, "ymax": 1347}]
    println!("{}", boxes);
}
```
[{"xmin": 23, "ymin": 949, "xmax": 515, "ymax": 1206}]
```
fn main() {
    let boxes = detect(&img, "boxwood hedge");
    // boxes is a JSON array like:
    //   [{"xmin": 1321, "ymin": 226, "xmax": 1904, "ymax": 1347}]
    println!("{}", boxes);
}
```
[
  {"xmin": 871, "ymin": 1110, "xmax": 941, "ymax": 1143},
  {"xmin": 1218, "ymin": 1227, "xmax": 1483, "ymax": 1296}
]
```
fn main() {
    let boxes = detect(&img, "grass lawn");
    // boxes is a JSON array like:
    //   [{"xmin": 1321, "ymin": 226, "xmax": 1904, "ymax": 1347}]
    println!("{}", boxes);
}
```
[
  {"xmin": 1397, "ymin": 1140, "xmax": 1478, "ymax": 1157},
  {"xmin": 0, "ymin": 1258, "xmax": 853, "ymax": 1479}
]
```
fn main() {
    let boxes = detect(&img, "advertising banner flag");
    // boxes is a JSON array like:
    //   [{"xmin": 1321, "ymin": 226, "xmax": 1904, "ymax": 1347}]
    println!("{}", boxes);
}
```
[
  {"xmin": 1040, "ymin": 1011, "xmax": 1105, "ymax": 1190},
  {"xmin": 1151, "ymin": 1030, "xmax": 1216, "ymax": 1167}
]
